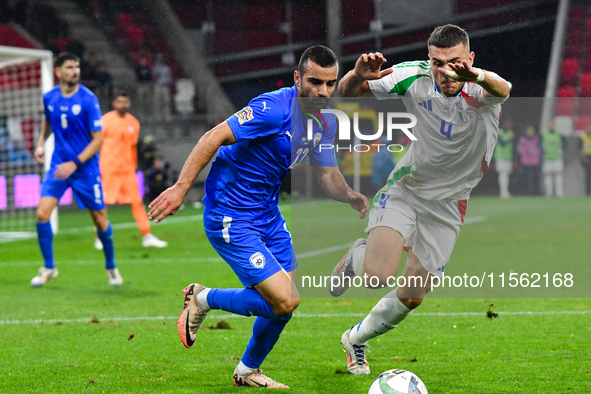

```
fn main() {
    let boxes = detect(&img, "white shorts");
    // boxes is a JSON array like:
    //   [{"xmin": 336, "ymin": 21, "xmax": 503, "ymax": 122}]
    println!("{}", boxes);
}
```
[
  {"xmin": 542, "ymin": 159, "xmax": 564, "ymax": 174},
  {"xmin": 495, "ymin": 158, "xmax": 513, "ymax": 174},
  {"xmin": 366, "ymin": 181, "xmax": 467, "ymax": 277}
]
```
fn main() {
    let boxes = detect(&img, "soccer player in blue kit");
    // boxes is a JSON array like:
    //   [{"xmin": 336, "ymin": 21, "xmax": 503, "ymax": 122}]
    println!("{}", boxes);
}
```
[
  {"xmin": 149, "ymin": 46, "xmax": 368, "ymax": 388},
  {"xmin": 30, "ymin": 52, "xmax": 121, "ymax": 287}
]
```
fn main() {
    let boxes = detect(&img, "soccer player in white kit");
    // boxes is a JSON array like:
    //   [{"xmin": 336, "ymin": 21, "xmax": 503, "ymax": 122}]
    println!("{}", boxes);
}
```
[{"xmin": 330, "ymin": 24, "xmax": 511, "ymax": 374}]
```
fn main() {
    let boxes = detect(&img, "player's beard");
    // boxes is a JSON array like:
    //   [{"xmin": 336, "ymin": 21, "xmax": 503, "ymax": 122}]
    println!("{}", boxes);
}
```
[{"xmin": 65, "ymin": 76, "xmax": 79, "ymax": 88}]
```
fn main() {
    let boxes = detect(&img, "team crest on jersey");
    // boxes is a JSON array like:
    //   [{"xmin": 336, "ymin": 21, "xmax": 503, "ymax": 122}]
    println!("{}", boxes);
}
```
[
  {"xmin": 455, "ymin": 102, "xmax": 468, "ymax": 123},
  {"xmin": 128, "ymin": 126, "xmax": 134, "ymax": 133},
  {"xmin": 313, "ymin": 132, "xmax": 322, "ymax": 147},
  {"xmin": 72, "ymin": 104, "xmax": 82, "ymax": 115},
  {"xmin": 236, "ymin": 106, "xmax": 254, "ymax": 124},
  {"xmin": 249, "ymin": 252, "xmax": 266, "ymax": 269}
]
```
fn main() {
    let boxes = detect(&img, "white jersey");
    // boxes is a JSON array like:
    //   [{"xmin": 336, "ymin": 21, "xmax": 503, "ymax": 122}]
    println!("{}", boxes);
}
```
[{"xmin": 369, "ymin": 60, "xmax": 507, "ymax": 200}]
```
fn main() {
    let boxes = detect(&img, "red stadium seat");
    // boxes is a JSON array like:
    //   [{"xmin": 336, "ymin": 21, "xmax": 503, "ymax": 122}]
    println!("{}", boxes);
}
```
[
  {"xmin": 564, "ymin": 44, "xmax": 581, "ymax": 58},
  {"xmin": 118, "ymin": 13, "xmax": 134, "ymax": 28},
  {"xmin": 561, "ymin": 58, "xmax": 580, "ymax": 86},
  {"xmin": 557, "ymin": 86, "xmax": 576, "ymax": 97},
  {"xmin": 555, "ymin": 99, "xmax": 574, "ymax": 116},
  {"xmin": 580, "ymin": 72, "xmax": 591, "ymax": 96},
  {"xmin": 576, "ymin": 97, "xmax": 591, "ymax": 115},
  {"xmin": 574, "ymin": 116, "xmax": 591, "ymax": 130}
]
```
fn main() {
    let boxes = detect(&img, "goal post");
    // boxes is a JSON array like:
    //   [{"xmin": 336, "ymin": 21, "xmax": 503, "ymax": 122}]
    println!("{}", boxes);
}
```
[{"xmin": 0, "ymin": 45, "xmax": 57, "ymax": 239}]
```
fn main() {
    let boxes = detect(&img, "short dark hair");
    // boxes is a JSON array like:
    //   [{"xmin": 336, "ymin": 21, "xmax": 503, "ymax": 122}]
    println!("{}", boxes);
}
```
[
  {"xmin": 298, "ymin": 45, "xmax": 338, "ymax": 76},
  {"xmin": 115, "ymin": 90, "xmax": 129, "ymax": 99},
  {"xmin": 55, "ymin": 52, "xmax": 80, "ymax": 68},
  {"xmin": 428, "ymin": 24, "xmax": 470, "ymax": 51}
]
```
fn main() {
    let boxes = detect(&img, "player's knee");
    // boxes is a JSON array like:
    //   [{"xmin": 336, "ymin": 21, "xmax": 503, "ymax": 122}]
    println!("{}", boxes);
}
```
[
  {"xmin": 398, "ymin": 297, "xmax": 423, "ymax": 310},
  {"xmin": 91, "ymin": 211, "xmax": 109, "ymax": 230},
  {"xmin": 273, "ymin": 297, "xmax": 299, "ymax": 318},
  {"xmin": 363, "ymin": 265, "xmax": 396, "ymax": 287},
  {"xmin": 36, "ymin": 207, "xmax": 51, "ymax": 222}
]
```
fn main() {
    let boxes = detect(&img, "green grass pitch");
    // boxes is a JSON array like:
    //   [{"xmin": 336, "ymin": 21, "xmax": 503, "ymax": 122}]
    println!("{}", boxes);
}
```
[{"xmin": 1, "ymin": 197, "xmax": 590, "ymax": 393}]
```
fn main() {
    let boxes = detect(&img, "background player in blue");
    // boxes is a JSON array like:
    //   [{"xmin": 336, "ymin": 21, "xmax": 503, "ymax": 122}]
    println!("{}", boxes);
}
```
[
  {"xmin": 30, "ymin": 52, "xmax": 122, "ymax": 287},
  {"xmin": 149, "ymin": 46, "xmax": 369, "ymax": 389}
]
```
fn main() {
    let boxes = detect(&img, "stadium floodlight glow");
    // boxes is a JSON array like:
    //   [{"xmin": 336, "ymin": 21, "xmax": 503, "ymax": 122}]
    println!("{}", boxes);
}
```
[{"xmin": 0, "ymin": 45, "xmax": 55, "ymax": 239}]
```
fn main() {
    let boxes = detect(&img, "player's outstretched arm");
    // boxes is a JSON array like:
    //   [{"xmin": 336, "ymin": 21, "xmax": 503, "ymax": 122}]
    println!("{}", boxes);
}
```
[
  {"xmin": 54, "ymin": 131, "xmax": 103, "ymax": 180},
  {"xmin": 148, "ymin": 121, "xmax": 237, "ymax": 223},
  {"xmin": 34, "ymin": 119, "xmax": 52, "ymax": 164},
  {"xmin": 312, "ymin": 165, "xmax": 368, "ymax": 219},
  {"xmin": 439, "ymin": 60, "xmax": 510, "ymax": 97},
  {"xmin": 338, "ymin": 52, "xmax": 393, "ymax": 98}
]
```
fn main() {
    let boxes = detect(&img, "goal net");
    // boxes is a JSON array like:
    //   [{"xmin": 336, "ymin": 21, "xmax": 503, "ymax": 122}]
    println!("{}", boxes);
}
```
[{"xmin": 0, "ymin": 46, "xmax": 54, "ymax": 241}]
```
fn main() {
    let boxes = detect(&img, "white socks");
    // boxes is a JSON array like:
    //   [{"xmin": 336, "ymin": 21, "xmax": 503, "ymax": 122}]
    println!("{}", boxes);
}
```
[
  {"xmin": 237, "ymin": 360, "xmax": 256, "ymax": 376},
  {"xmin": 349, "ymin": 289, "xmax": 412, "ymax": 345},
  {"xmin": 196, "ymin": 287, "xmax": 211, "ymax": 311},
  {"xmin": 352, "ymin": 243, "xmax": 366, "ymax": 276}
]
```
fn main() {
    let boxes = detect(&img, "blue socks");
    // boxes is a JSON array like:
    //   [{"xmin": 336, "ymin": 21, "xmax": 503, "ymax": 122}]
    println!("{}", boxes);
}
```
[
  {"xmin": 241, "ymin": 315, "xmax": 291, "ymax": 369},
  {"xmin": 207, "ymin": 288, "xmax": 277, "ymax": 319},
  {"xmin": 97, "ymin": 223, "xmax": 116, "ymax": 269},
  {"xmin": 36, "ymin": 221, "xmax": 54, "ymax": 269}
]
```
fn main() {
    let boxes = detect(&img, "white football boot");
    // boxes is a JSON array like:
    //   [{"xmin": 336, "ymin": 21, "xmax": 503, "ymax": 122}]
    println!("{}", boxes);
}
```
[
  {"xmin": 341, "ymin": 327, "xmax": 370, "ymax": 374},
  {"xmin": 142, "ymin": 233, "xmax": 168, "ymax": 248},
  {"xmin": 30, "ymin": 267, "xmax": 59, "ymax": 287},
  {"xmin": 107, "ymin": 268, "xmax": 123, "ymax": 286},
  {"xmin": 94, "ymin": 237, "xmax": 103, "ymax": 250}
]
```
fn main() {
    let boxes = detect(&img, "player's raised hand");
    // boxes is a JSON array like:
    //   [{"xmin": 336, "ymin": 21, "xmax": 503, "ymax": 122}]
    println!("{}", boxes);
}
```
[
  {"xmin": 54, "ymin": 161, "xmax": 77, "ymax": 180},
  {"xmin": 438, "ymin": 60, "xmax": 482, "ymax": 82},
  {"xmin": 148, "ymin": 184, "xmax": 186, "ymax": 223},
  {"xmin": 354, "ymin": 52, "xmax": 393, "ymax": 81},
  {"xmin": 34, "ymin": 146, "xmax": 44, "ymax": 164},
  {"xmin": 346, "ymin": 191, "xmax": 369, "ymax": 219}
]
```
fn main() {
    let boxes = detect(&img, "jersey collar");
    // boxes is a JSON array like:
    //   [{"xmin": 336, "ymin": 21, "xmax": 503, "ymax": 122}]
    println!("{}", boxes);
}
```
[{"xmin": 434, "ymin": 80, "xmax": 462, "ymax": 97}]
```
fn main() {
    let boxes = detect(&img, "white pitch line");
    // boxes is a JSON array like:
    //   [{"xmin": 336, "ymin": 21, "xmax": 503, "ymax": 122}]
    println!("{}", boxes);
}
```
[
  {"xmin": 0, "ymin": 256, "xmax": 223, "ymax": 267},
  {"xmin": 3, "ymin": 216, "xmax": 486, "ymax": 266},
  {"xmin": 1, "ymin": 310, "xmax": 589, "ymax": 325},
  {"xmin": 464, "ymin": 215, "xmax": 485, "ymax": 224}
]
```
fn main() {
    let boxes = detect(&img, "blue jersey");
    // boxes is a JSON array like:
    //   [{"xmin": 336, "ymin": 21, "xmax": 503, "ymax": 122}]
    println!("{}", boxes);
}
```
[
  {"xmin": 203, "ymin": 85, "xmax": 337, "ymax": 219},
  {"xmin": 43, "ymin": 85, "xmax": 103, "ymax": 172}
]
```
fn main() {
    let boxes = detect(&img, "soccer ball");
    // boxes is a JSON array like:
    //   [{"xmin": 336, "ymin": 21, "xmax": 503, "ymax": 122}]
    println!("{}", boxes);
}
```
[{"xmin": 368, "ymin": 369, "xmax": 428, "ymax": 394}]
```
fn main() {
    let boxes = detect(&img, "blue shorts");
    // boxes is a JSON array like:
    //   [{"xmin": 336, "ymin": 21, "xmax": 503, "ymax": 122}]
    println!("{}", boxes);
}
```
[
  {"xmin": 40, "ymin": 165, "xmax": 105, "ymax": 211},
  {"xmin": 204, "ymin": 208, "xmax": 297, "ymax": 288}
]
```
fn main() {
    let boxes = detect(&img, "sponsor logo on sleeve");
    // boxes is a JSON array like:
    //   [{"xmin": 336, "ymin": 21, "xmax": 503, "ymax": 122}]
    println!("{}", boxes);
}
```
[
  {"xmin": 94, "ymin": 120, "xmax": 102, "ymax": 128},
  {"xmin": 249, "ymin": 252, "xmax": 266, "ymax": 269},
  {"xmin": 235, "ymin": 106, "xmax": 254, "ymax": 124},
  {"xmin": 72, "ymin": 104, "xmax": 82, "ymax": 115}
]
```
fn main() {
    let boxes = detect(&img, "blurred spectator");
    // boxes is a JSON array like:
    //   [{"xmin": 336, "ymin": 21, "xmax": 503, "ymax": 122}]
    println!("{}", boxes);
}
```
[
  {"xmin": 137, "ymin": 135, "xmax": 159, "ymax": 171},
  {"xmin": 517, "ymin": 125, "xmax": 542, "ymax": 195},
  {"xmin": 494, "ymin": 119, "xmax": 515, "ymax": 199},
  {"xmin": 66, "ymin": 37, "xmax": 86, "ymax": 59},
  {"xmin": 579, "ymin": 124, "xmax": 591, "ymax": 195},
  {"xmin": 147, "ymin": 156, "xmax": 169, "ymax": 202},
  {"xmin": 541, "ymin": 119, "xmax": 565, "ymax": 198},
  {"xmin": 81, "ymin": 51, "xmax": 101, "ymax": 85},
  {"xmin": 135, "ymin": 44, "xmax": 153, "ymax": 68},
  {"xmin": 152, "ymin": 54, "xmax": 172, "ymax": 119},
  {"xmin": 136, "ymin": 53, "xmax": 152, "ymax": 116},
  {"xmin": 6, "ymin": 139, "xmax": 36, "ymax": 164},
  {"xmin": 371, "ymin": 136, "xmax": 395, "ymax": 191},
  {"xmin": 95, "ymin": 63, "xmax": 113, "ymax": 101}
]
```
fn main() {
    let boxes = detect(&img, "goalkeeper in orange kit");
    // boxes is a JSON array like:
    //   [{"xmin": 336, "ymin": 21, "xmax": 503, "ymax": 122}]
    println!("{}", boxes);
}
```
[{"xmin": 95, "ymin": 91, "xmax": 168, "ymax": 249}]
